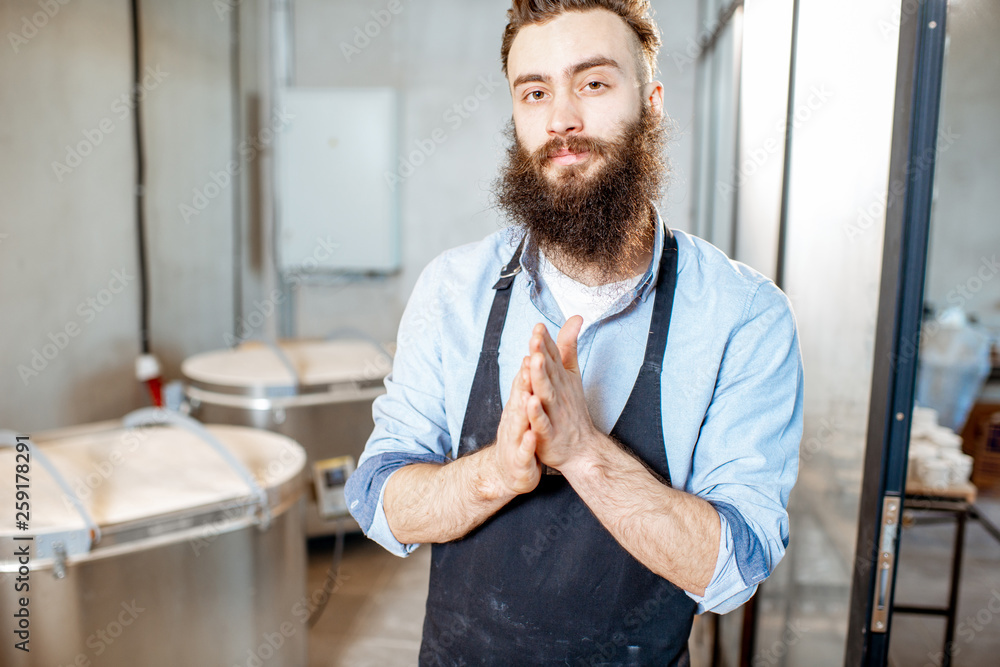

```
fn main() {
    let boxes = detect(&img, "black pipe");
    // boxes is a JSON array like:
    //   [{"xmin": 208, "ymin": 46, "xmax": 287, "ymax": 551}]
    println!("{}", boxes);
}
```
[{"xmin": 129, "ymin": 0, "xmax": 150, "ymax": 355}]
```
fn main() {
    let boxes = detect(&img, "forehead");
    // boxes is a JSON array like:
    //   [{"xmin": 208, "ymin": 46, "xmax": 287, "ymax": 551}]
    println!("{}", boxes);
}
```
[{"xmin": 507, "ymin": 8, "xmax": 643, "ymax": 82}]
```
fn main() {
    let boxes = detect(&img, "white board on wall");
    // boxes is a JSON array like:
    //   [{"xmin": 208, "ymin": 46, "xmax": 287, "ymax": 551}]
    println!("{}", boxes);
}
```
[{"xmin": 276, "ymin": 87, "xmax": 399, "ymax": 274}]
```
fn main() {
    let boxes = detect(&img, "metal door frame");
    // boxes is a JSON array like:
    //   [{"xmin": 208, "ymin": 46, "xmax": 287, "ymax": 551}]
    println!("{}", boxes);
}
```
[{"xmin": 846, "ymin": 1, "xmax": 949, "ymax": 664}]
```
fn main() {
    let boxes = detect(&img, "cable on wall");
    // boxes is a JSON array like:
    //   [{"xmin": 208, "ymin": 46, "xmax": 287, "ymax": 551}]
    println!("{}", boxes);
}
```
[{"xmin": 129, "ymin": 0, "xmax": 163, "ymax": 406}]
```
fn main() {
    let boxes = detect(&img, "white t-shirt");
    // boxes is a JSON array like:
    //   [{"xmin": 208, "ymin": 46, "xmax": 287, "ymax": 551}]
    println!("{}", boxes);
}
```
[{"xmin": 537, "ymin": 251, "xmax": 644, "ymax": 330}]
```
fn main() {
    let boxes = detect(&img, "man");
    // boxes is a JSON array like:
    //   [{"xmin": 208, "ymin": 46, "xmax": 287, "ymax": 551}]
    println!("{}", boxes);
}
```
[{"xmin": 345, "ymin": 1, "xmax": 803, "ymax": 664}]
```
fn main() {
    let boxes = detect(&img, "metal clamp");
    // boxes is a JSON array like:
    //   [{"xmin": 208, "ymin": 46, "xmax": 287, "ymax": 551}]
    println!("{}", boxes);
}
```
[
  {"xmin": 1, "ymin": 430, "xmax": 102, "ymax": 574},
  {"xmin": 122, "ymin": 409, "xmax": 272, "ymax": 530},
  {"xmin": 260, "ymin": 338, "xmax": 303, "ymax": 388}
]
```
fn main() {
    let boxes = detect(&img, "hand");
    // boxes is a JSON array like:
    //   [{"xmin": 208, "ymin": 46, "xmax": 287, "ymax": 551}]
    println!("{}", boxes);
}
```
[
  {"xmin": 492, "ymin": 356, "xmax": 542, "ymax": 496},
  {"xmin": 525, "ymin": 316, "xmax": 598, "ymax": 470}
]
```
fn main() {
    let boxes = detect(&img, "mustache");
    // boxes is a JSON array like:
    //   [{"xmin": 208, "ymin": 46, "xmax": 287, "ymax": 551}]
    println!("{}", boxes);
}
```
[{"xmin": 522, "ymin": 133, "xmax": 614, "ymax": 168}]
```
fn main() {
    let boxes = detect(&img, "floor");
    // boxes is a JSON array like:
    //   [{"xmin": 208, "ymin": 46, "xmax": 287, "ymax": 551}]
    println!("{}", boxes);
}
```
[
  {"xmin": 887, "ymin": 498, "xmax": 1000, "ymax": 666},
  {"xmin": 303, "ymin": 499, "xmax": 1000, "ymax": 667},
  {"xmin": 306, "ymin": 534, "xmax": 431, "ymax": 667}
]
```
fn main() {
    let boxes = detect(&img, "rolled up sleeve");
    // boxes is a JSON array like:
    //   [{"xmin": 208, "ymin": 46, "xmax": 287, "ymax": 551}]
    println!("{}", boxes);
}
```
[
  {"xmin": 685, "ymin": 280, "xmax": 804, "ymax": 614},
  {"xmin": 344, "ymin": 258, "xmax": 452, "ymax": 557}
]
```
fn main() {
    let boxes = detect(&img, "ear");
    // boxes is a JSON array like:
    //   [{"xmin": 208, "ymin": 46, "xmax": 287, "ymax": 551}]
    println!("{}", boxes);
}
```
[{"xmin": 642, "ymin": 80, "xmax": 665, "ymax": 118}]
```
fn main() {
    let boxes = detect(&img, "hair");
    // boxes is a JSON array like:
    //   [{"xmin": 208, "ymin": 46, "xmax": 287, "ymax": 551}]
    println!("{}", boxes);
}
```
[{"xmin": 500, "ymin": 0, "xmax": 662, "ymax": 82}]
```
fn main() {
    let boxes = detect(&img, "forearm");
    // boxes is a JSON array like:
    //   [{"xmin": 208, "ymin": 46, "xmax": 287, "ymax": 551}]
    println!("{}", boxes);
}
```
[
  {"xmin": 383, "ymin": 446, "xmax": 516, "ymax": 545},
  {"xmin": 562, "ymin": 434, "xmax": 721, "ymax": 596}
]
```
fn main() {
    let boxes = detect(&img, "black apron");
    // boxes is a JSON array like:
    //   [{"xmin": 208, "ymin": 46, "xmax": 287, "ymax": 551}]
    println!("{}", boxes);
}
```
[{"xmin": 420, "ymin": 230, "xmax": 695, "ymax": 666}]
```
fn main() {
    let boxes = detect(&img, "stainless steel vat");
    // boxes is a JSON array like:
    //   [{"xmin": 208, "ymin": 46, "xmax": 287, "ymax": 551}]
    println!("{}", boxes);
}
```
[
  {"xmin": 0, "ymin": 413, "xmax": 308, "ymax": 667},
  {"xmin": 182, "ymin": 339, "xmax": 390, "ymax": 536}
]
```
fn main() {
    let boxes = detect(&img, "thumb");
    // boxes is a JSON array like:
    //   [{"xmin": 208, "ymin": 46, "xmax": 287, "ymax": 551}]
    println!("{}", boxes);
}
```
[{"xmin": 557, "ymin": 315, "xmax": 583, "ymax": 373}]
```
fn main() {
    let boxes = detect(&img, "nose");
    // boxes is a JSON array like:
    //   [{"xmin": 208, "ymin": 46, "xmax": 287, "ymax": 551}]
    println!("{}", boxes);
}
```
[{"xmin": 546, "ymin": 93, "xmax": 583, "ymax": 137}]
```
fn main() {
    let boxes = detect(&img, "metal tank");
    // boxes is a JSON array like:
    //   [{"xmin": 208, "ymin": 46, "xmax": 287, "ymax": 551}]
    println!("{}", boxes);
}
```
[
  {"xmin": 181, "ymin": 338, "xmax": 391, "ymax": 536},
  {"xmin": 0, "ymin": 410, "xmax": 308, "ymax": 667}
]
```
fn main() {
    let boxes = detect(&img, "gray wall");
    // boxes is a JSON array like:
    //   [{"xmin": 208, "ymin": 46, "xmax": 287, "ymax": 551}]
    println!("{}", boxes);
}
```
[
  {"xmin": 288, "ymin": 0, "xmax": 699, "ymax": 342},
  {"xmin": 925, "ymin": 0, "xmax": 1000, "ymax": 333},
  {"xmin": 1, "ymin": 0, "xmax": 234, "ymax": 431},
  {"xmin": 0, "ymin": 0, "xmax": 699, "ymax": 431}
]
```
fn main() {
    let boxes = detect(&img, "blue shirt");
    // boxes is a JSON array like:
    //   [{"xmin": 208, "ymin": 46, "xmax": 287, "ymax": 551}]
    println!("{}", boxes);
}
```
[{"xmin": 345, "ymin": 217, "xmax": 804, "ymax": 615}]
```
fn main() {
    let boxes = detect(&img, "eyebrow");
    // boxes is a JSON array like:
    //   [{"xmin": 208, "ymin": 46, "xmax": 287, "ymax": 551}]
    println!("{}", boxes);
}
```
[{"xmin": 511, "ymin": 56, "xmax": 624, "ymax": 90}]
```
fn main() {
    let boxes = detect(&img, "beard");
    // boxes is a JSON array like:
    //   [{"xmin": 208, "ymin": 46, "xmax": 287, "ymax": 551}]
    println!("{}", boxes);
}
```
[{"xmin": 494, "ymin": 104, "xmax": 669, "ymax": 284}]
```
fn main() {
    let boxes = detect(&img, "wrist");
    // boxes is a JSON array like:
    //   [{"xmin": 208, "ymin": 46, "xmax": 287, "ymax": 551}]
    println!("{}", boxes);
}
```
[
  {"xmin": 561, "ymin": 430, "xmax": 611, "ymax": 482},
  {"xmin": 476, "ymin": 444, "xmax": 518, "ymax": 503}
]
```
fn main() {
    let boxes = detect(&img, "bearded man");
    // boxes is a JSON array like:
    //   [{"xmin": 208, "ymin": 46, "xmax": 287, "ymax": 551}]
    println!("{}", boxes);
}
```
[{"xmin": 345, "ymin": 1, "xmax": 803, "ymax": 664}]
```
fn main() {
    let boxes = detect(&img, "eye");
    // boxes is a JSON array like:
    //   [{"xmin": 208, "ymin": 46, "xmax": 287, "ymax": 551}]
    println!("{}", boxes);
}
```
[
  {"xmin": 586, "ymin": 81, "xmax": 606, "ymax": 91},
  {"xmin": 526, "ymin": 90, "xmax": 546, "ymax": 102}
]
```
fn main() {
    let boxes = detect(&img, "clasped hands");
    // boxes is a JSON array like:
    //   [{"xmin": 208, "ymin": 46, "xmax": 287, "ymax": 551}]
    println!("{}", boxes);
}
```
[{"xmin": 493, "ymin": 315, "xmax": 602, "ymax": 496}]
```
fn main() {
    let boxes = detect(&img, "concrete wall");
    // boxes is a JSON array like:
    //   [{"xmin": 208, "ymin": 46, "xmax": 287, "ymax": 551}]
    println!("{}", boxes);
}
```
[
  {"xmin": 924, "ymin": 0, "xmax": 1000, "ymax": 333},
  {"xmin": 0, "ymin": 0, "xmax": 235, "ymax": 431}
]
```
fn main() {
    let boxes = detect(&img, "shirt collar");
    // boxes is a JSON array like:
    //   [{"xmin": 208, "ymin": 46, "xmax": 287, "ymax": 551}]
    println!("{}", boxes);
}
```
[{"xmin": 518, "ymin": 208, "xmax": 667, "ymax": 305}]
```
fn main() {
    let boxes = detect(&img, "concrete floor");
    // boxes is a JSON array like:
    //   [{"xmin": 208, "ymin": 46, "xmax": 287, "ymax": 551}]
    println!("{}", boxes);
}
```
[
  {"xmin": 306, "ymin": 534, "xmax": 430, "ymax": 667},
  {"xmin": 303, "ymin": 499, "xmax": 1000, "ymax": 666},
  {"xmin": 888, "ymin": 498, "xmax": 1000, "ymax": 667}
]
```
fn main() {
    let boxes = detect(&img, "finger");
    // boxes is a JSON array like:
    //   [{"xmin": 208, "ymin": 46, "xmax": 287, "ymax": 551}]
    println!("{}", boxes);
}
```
[
  {"xmin": 525, "ymin": 395, "xmax": 553, "ymax": 441},
  {"xmin": 509, "ymin": 358, "xmax": 532, "ymax": 411},
  {"xmin": 518, "ymin": 430, "xmax": 537, "ymax": 466},
  {"xmin": 529, "ymin": 351, "xmax": 556, "ymax": 403},
  {"xmin": 520, "ymin": 356, "xmax": 532, "ymax": 393},
  {"xmin": 530, "ymin": 323, "xmax": 561, "ymax": 368},
  {"xmin": 557, "ymin": 315, "xmax": 583, "ymax": 373}
]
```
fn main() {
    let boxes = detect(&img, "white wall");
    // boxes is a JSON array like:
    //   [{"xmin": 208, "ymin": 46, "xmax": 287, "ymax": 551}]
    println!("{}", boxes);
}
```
[{"xmin": 753, "ymin": 1, "xmax": 902, "ymax": 664}]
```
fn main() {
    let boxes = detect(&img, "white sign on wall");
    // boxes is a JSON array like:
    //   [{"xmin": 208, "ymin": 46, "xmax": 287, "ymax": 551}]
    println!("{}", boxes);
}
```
[{"xmin": 277, "ymin": 87, "xmax": 399, "ymax": 274}]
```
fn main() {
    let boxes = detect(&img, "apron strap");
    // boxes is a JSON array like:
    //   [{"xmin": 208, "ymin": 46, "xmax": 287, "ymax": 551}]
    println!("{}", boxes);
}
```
[{"xmin": 457, "ymin": 238, "xmax": 525, "ymax": 455}]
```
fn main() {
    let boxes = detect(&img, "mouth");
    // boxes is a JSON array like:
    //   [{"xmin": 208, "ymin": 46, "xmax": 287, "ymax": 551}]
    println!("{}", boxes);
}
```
[{"xmin": 548, "ymin": 148, "xmax": 592, "ymax": 167}]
